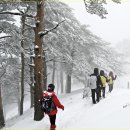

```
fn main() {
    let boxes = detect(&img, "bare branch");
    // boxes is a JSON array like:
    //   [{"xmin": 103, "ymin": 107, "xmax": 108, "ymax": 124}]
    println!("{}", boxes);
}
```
[
  {"xmin": 45, "ymin": 59, "xmax": 53, "ymax": 62},
  {"xmin": 39, "ymin": 20, "xmax": 65, "ymax": 37},
  {"xmin": 55, "ymin": 60, "xmax": 66, "ymax": 63}
]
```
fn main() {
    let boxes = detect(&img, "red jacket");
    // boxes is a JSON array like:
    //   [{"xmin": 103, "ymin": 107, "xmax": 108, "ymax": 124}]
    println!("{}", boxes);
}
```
[{"xmin": 42, "ymin": 91, "xmax": 64, "ymax": 115}]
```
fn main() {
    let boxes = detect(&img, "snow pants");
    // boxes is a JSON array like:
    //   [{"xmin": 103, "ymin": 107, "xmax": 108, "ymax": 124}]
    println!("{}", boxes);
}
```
[
  {"xmin": 91, "ymin": 88, "xmax": 100, "ymax": 104},
  {"xmin": 108, "ymin": 84, "xmax": 113, "ymax": 92},
  {"xmin": 49, "ymin": 115, "xmax": 56, "ymax": 130},
  {"xmin": 100, "ymin": 87, "xmax": 105, "ymax": 98}
]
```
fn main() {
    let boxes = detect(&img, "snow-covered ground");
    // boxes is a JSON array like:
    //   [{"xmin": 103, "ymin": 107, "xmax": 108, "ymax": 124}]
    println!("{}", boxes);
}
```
[{"xmin": 4, "ymin": 75, "xmax": 130, "ymax": 129}]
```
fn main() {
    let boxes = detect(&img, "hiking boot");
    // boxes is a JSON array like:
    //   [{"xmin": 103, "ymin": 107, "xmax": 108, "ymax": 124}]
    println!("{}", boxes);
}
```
[
  {"xmin": 50, "ymin": 125, "xmax": 56, "ymax": 130},
  {"xmin": 96, "ymin": 99, "xmax": 99, "ymax": 103},
  {"xmin": 93, "ymin": 101, "xmax": 96, "ymax": 104}
]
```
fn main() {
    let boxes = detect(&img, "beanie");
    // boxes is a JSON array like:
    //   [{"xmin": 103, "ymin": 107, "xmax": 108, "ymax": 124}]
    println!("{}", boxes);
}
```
[{"xmin": 48, "ymin": 84, "xmax": 55, "ymax": 91}]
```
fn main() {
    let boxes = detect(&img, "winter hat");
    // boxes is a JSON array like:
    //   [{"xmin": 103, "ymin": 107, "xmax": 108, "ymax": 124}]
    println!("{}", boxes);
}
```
[
  {"xmin": 100, "ymin": 70, "xmax": 105, "ymax": 76},
  {"xmin": 94, "ymin": 68, "xmax": 99, "ymax": 75},
  {"xmin": 48, "ymin": 84, "xmax": 55, "ymax": 91}
]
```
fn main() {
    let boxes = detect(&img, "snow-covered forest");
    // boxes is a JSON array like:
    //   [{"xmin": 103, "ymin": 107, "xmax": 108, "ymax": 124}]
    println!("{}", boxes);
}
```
[{"xmin": 0, "ymin": 0, "xmax": 130, "ymax": 129}]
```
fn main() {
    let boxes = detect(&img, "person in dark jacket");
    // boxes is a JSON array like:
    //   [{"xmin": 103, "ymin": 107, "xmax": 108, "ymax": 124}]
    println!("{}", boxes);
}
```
[
  {"xmin": 90, "ymin": 68, "xmax": 102, "ymax": 104},
  {"xmin": 40, "ymin": 84, "xmax": 64, "ymax": 130},
  {"xmin": 108, "ymin": 71, "xmax": 117, "ymax": 92}
]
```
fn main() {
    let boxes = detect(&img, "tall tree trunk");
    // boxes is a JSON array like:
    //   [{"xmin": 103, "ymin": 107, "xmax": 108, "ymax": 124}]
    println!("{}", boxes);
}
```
[
  {"xmin": 30, "ymin": 48, "xmax": 34, "ymax": 108},
  {"xmin": 56, "ymin": 70, "xmax": 59, "ymax": 95},
  {"xmin": 85, "ymin": 72, "xmax": 87, "ymax": 88},
  {"xmin": 65, "ymin": 50, "xmax": 74, "ymax": 93},
  {"xmin": 43, "ymin": 51, "xmax": 47, "ymax": 90},
  {"xmin": 18, "ymin": 96, "xmax": 21, "ymax": 116},
  {"xmin": 16, "ymin": 82, "xmax": 21, "ymax": 116},
  {"xmin": 60, "ymin": 64, "xmax": 64, "ymax": 93},
  {"xmin": 20, "ymin": 52, "xmax": 24, "ymax": 115},
  {"xmin": 65, "ymin": 74, "xmax": 71, "ymax": 93},
  {"xmin": 34, "ymin": 0, "xmax": 45, "ymax": 121},
  {"xmin": 20, "ymin": 15, "xmax": 26, "ymax": 115},
  {"xmin": 52, "ymin": 58, "xmax": 56, "ymax": 84},
  {"xmin": 0, "ymin": 86, "xmax": 5, "ymax": 128}
]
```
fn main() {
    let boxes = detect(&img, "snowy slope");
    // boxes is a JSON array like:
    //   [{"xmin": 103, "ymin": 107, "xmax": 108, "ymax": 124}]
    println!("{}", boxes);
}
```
[{"xmin": 5, "ymin": 85, "xmax": 130, "ymax": 129}]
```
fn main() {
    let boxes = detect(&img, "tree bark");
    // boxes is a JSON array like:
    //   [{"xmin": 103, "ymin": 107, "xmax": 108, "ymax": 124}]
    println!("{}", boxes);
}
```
[
  {"xmin": 52, "ymin": 58, "xmax": 56, "ymax": 84},
  {"xmin": 43, "ymin": 51, "xmax": 47, "ymax": 90},
  {"xmin": 60, "ymin": 63, "xmax": 64, "ymax": 93},
  {"xmin": 0, "ymin": 86, "xmax": 5, "ymax": 128},
  {"xmin": 65, "ymin": 50, "xmax": 75, "ymax": 93},
  {"xmin": 20, "ymin": 15, "xmax": 26, "ymax": 115},
  {"xmin": 65, "ymin": 74, "xmax": 71, "ymax": 93},
  {"xmin": 30, "ymin": 48, "xmax": 34, "ymax": 108},
  {"xmin": 34, "ymin": 0, "xmax": 45, "ymax": 121},
  {"xmin": 56, "ymin": 70, "xmax": 60, "ymax": 95}
]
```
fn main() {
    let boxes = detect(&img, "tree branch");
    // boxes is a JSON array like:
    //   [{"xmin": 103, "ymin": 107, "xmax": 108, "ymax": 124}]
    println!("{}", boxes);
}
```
[
  {"xmin": 0, "ymin": 11, "xmax": 34, "ymax": 18},
  {"xmin": 46, "ymin": 59, "xmax": 66, "ymax": 63},
  {"xmin": 0, "ymin": 36, "xmax": 12, "ymax": 40},
  {"xmin": 39, "ymin": 20, "xmax": 65, "ymax": 37},
  {"xmin": 0, "ymin": 63, "xmax": 7, "ymax": 79},
  {"xmin": 25, "ymin": 23, "xmax": 35, "ymax": 31}
]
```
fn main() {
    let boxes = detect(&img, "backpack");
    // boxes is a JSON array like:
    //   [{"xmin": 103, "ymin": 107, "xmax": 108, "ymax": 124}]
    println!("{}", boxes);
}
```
[
  {"xmin": 87, "ymin": 75, "xmax": 97, "ymax": 89},
  {"xmin": 107, "ymin": 76, "xmax": 113, "ymax": 85},
  {"xmin": 100, "ymin": 76, "xmax": 107, "ymax": 87},
  {"xmin": 40, "ymin": 92, "xmax": 56, "ymax": 114}
]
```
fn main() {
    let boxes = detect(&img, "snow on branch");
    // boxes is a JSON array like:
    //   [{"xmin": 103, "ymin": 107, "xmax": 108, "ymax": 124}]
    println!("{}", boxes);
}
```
[
  {"xmin": 0, "ymin": 35, "xmax": 12, "ymax": 40},
  {"xmin": 43, "ymin": 47, "xmax": 49, "ymax": 51},
  {"xmin": 30, "ymin": 54, "xmax": 35, "ymax": 58},
  {"xmin": 45, "ymin": 59, "xmax": 66, "ymax": 63},
  {"xmin": 0, "ymin": 11, "xmax": 34, "ymax": 18},
  {"xmin": 28, "ymin": 63, "xmax": 35, "ymax": 67},
  {"xmin": 35, "ymin": 45, "xmax": 39, "ymax": 49},
  {"xmin": 36, "ymin": 20, "xmax": 40, "ymax": 24},
  {"xmin": 17, "ymin": 4, "xmax": 30, "ymax": 15},
  {"xmin": 38, "ymin": 20, "xmax": 65, "ymax": 37},
  {"xmin": 24, "ymin": 23, "xmax": 35, "ymax": 31},
  {"xmin": 83, "ymin": 0, "xmax": 120, "ymax": 19}
]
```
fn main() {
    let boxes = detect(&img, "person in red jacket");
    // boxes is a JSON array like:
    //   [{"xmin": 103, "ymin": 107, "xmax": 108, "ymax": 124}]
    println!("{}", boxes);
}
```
[{"xmin": 41, "ymin": 84, "xmax": 64, "ymax": 130}]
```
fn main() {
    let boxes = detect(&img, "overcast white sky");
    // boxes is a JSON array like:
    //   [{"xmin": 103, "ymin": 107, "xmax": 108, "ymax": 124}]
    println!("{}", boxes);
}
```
[{"xmin": 61, "ymin": 1, "xmax": 130, "ymax": 46}]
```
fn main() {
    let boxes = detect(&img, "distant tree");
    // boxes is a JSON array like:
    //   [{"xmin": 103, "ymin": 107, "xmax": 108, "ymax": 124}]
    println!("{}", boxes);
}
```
[
  {"xmin": 83, "ymin": 0, "xmax": 121, "ymax": 19},
  {"xmin": 0, "ymin": 66, "xmax": 6, "ymax": 128},
  {"xmin": 0, "ymin": 35, "xmax": 16, "ymax": 128}
]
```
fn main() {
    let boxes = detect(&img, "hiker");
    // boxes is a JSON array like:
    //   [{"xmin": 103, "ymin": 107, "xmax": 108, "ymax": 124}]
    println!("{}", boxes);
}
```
[
  {"xmin": 88, "ymin": 68, "xmax": 102, "ymax": 104},
  {"xmin": 108, "ymin": 71, "xmax": 117, "ymax": 92},
  {"xmin": 100, "ymin": 70, "xmax": 108, "ymax": 98},
  {"xmin": 39, "ymin": 84, "xmax": 64, "ymax": 130}
]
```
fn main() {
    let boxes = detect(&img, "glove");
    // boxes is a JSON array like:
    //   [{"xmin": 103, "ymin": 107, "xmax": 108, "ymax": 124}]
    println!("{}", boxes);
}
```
[{"xmin": 62, "ymin": 106, "xmax": 64, "ymax": 111}]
